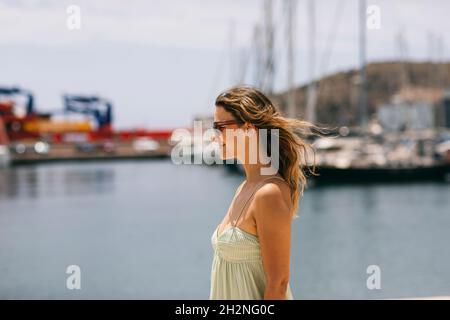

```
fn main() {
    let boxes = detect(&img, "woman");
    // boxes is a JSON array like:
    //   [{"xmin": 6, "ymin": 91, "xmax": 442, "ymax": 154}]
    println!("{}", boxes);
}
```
[{"xmin": 209, "ymin": 86, "xmax": 318, "ymax": 300}]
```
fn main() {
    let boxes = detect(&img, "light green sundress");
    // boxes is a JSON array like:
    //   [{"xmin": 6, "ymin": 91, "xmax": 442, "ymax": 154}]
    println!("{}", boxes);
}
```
[{"xmin": 209, "ymin": 176, "xmax": 294, "ymax": 300}]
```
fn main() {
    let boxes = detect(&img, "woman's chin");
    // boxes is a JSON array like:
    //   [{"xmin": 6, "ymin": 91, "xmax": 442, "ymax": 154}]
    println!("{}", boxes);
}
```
[{"xmin": 220, "ymin": 152, "xmax": 235, "ymax": 161}]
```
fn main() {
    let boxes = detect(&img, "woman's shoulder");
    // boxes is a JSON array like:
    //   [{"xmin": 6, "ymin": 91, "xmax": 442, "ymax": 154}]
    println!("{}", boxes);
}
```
[
  {"xmin": 253, "ymin": 177, "xmax": 292, "ymax": 212},
  {"xmin": 255, "ymin": 178, "xmax": 289, "ymax": 200}
]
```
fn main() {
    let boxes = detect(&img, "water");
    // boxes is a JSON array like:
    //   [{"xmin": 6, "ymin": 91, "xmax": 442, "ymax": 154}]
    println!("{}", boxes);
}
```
[{"xmin": 0, "ymin": 160, "xmax": 449, "ymax": 299}]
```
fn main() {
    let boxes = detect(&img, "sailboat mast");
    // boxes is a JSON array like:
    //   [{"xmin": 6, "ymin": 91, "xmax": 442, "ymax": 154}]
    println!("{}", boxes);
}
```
[
  {"xmin": 286, "ymin": 0, "xmax": 297, "ymax": 118},
  {"xmin": 306, "ymin": 0, "xmax": 317, "ymax": 123},
  {"xmin": 229, "ymin": 20, "xmax": 236, "ymax": 84},
  {"xmin": 263, "ymin": 0, "xmax": 275, "ymax": 95},
  {"xmin": 358, "ymin": 0, "xmax": 368, "ymax": 133}
]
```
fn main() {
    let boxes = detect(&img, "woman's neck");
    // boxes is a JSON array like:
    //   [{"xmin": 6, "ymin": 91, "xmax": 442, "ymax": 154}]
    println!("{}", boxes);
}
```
[{"xmin": 242, "ymin": 163, "xmax": 278, "ymax": 183}]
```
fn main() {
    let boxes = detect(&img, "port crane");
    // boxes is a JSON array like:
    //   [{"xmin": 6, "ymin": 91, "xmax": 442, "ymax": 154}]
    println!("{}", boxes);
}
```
[
  {"xmin": 0, "ymin": 86, "xmax": 42, "ymax": 140},
  {"xmin": 63, "ymin": 94, "xmax": 113, "ymax": 132},
  {"xmin": 0, "ymin": 86, "xmax": 35, "ymax": 116}
]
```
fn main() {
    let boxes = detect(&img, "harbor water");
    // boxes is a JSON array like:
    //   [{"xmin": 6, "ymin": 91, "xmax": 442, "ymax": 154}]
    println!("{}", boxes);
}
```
[{"xmin": 0, "ymin": 160, "xmax": 449, "ymax": 299}]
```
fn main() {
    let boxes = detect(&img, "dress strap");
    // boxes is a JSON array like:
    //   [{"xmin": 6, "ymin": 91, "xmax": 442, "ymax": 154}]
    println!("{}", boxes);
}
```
[{"xmin": 232, "ymin": 176, "xmax": 286, "ymax": 228}]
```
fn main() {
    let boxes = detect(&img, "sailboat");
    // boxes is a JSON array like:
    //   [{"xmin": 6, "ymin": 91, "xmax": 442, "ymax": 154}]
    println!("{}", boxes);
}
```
[{"xmin": 225, "ymin": 0, "xmax": 450, "ymax": 183}]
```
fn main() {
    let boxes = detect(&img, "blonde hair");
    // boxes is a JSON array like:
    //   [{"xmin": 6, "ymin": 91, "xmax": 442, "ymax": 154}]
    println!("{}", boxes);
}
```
[{"xmin": 215, "ymin": 85, "xmax": 323, "ymax": 218}]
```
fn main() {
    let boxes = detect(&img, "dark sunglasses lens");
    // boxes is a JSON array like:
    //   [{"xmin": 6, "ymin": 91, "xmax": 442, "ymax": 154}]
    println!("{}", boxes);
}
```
[{"xmin": 213, "ymin": 120, "xmax": 242, "ymax": 131}]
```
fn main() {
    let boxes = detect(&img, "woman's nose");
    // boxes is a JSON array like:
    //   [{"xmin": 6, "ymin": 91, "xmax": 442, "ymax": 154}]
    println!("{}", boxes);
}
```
[
  {"xmin": 211, "ymin": 132, "xmax": 223, "ymax": 143},
  {"xmin": 211, "ymin": 135, "xmax": 221, "ymax": 143}
]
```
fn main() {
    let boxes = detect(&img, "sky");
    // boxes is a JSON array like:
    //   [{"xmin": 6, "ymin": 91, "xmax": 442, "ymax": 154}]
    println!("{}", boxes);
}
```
[{"xmin": 1, "ymin": 0, "xmax": 449, "ymax": 129}]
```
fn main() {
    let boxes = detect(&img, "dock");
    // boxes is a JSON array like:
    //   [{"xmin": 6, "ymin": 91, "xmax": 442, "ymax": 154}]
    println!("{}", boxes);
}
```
[{"xmin": 9, "ymin": 139, "xmax": 172, "ymax": 165}]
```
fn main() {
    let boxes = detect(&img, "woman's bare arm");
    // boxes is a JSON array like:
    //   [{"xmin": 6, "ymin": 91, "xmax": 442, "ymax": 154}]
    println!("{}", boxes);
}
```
[{"xmin": 253, "ymin": 181, "xmax": 293, "ymax": 300}]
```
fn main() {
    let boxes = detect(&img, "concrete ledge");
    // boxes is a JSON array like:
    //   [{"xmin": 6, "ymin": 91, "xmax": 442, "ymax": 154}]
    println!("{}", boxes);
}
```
[{"xmin": 392, "ymin": 296, "xmax": 450, "ymax": 300}]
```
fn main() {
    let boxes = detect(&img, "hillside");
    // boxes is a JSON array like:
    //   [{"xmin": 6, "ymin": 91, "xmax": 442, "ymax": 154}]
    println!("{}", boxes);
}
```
[{"xmin": 273, "ymin": 61, "xmax": 450, "ymax": 126}]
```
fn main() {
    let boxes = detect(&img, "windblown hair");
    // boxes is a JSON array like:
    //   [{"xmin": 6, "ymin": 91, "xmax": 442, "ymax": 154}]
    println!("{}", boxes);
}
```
[{"xmin": 215, "ymin": 85, "xmax": 325, "ymax": 218}]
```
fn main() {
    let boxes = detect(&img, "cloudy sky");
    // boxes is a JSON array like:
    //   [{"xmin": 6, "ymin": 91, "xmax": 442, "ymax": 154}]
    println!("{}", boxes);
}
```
[{"xmin": 1, "ymin": 0, "xmax": 449, "ymax": 128}]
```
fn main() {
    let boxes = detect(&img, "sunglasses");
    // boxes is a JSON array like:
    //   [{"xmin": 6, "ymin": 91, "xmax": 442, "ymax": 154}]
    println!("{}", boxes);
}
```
[{"xmin": 212, "ymin": 120, "xmax": 245, "ymax": 131}]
